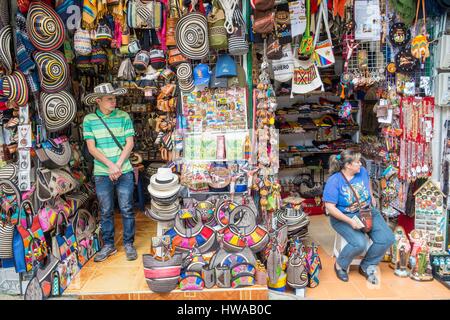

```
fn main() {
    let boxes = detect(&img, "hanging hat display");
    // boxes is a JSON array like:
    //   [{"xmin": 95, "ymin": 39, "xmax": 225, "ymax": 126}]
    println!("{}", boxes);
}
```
[
  {"xmin": 26, "ymin": 1, "xmax": 66, "ymax": 51},
  {"xmin": 0, "ymin": 70, "xmax": 29, "ymax": 106},
  {"xmin": 34, "ymin": 51, "xmax": 70, "ymax": 93},
  {"xmin": 175, "ymin": 12, "xmax": 209, "ymax": 60},
  {"xmin": 0, "ymin": 25, "xmax": 13, "ymax": 75},
  {"xmin": 41, "ymin": 91, "xmax": 77, "ymax": 132}
]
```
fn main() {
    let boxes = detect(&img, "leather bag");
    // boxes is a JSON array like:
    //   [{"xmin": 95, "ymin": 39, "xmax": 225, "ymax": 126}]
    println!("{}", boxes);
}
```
[{"xmin": 340, "ymin": 172, "xmax": 373, "ymax": 233}]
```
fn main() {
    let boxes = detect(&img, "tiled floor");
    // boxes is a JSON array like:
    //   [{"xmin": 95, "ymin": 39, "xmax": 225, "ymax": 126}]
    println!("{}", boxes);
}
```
[{"xmin": 65, "ymin": 212, "xmax": 450, "ymax": 300}]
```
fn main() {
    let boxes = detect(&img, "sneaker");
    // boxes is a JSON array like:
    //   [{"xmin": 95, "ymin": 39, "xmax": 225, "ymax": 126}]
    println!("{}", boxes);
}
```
[
  {"xmin": 124, "ymin": 243, "xmax": 138, "ymax": 261},
  {"xmin": 94, "ymin": 245, "xmax": 117, "ymax": 262},
  {"xmin": 359, "ymin": 265, "xmax": 379, "ymax": 285}
]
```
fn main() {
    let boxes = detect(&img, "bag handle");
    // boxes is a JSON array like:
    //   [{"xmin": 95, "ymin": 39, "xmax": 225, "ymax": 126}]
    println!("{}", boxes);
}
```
[
  {"xmin": 313, "ymin": 0, "xmax": 332, "ymax": 47},
  {"xmin": 170, "ymin": 0, "xmax": 182, "ymax": 18},
  {"xmin": 304, "ymin": 0, "xmax": 311, "ymax": 37},
  {"xmin": 339, "ymin": 171, "xmax": 363, "ymax": 210},
  {"xmin": 414, "ymin": 0, "xmax": 426, "ymax": 32}
]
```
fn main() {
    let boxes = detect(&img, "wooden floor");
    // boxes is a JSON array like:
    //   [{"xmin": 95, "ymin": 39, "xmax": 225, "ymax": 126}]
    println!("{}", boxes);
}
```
[{"xmin": 65, "ymin": 212, "xmax": 450, "ymax": 300}]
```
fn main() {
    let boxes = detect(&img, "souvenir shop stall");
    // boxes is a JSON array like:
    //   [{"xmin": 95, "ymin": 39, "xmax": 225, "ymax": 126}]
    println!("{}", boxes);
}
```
[
  {"xmin": 1, "ymin": 0, "xmax": 450, "ymax": 300},
  {"xmin": 356, "ymin": 1, "xmax": 450, "ymax": 286}
]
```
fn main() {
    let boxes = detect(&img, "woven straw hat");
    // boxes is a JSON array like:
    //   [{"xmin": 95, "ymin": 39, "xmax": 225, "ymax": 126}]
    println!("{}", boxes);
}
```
[
  {"xmin": 82, "ymin": 83, "xmax": 127, "ymax": 106},
  {"xmin": 41, "ymin": 91, "xmax": 77, "ymax": 132},
  {"xmin": 0, "ymin": 70, "xmax": 29, "ymax": 106},
  {"xmin": 175, "ymin": 12, "xmax": 209, "ymax": 60},
  {"xmin": 34, "ymin": 51, "xmax": 70, "ymax": 93},
  {"xmin": 26, "ymin": 1, "xmax": 65, "ymax": 51},
  {"xmin": 0, "ymin": 25, "xmax": 12, "ymax": 74}
]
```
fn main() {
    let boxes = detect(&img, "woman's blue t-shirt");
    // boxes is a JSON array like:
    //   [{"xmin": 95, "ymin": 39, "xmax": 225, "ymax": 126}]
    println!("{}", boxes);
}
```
[{"xmin": 323, "ymin": 166, "xmax": 371, "ymax": 214}]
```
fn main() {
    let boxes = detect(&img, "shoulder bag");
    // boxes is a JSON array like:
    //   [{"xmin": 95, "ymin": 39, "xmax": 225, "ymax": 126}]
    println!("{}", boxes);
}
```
[
  {"xmin": 142, "ymin": 236, "xmax": 182, "ymax": 293},
  {"xmin": 286, "ymin": 250, "xmax": 308, "ymax": 289},
  {"xmin": 340, "ymin": 172, "xmax": 373, "ymax": 233},
  {"xmin": 253, "ymin": 9, "xmax": 275, "ymax": 35},
  {"xmin": 208, "ymin": 6, "xmax": 228, "ymax": 50},
  {"xmin": 299, "ymin": 0, "xmax": 314, "ymax": 58},
  {"xmin": 166, "ymin": 0, "xmax": 182, "ymax": 46},
  {"xmin": 291, "ymin": 47, "xmax": 323, "ymax": 95},
  {"xmin": 312, "ymin": 0, "xmax": 335, "ymax": 68}
]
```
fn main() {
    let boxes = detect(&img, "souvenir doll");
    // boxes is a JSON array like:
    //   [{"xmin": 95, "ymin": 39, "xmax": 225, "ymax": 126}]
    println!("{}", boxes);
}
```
[
  {"xmin": 409, "ymin": 230, "xmax": 434, "ymax": 281},
  {"xmin": 393, "ymin": 228, "xmax": 411, "ymax": 278}
]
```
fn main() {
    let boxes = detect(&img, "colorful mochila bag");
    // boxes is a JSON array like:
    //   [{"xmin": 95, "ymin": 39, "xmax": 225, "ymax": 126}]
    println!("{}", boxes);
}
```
[
  {"xmin": 411, "ymin": 0, "xmax": 430, "ymax": 65},
  {"xmin": 299, "ymin": 0, "xmax": 314, "ymax": 58},
  {"xmin": 291, "ymin": 51, "xmax": 324, "ymax": 96},
  {"xmin": 312, "ymin": 0, "xmax": 335, "ymax": 68}
]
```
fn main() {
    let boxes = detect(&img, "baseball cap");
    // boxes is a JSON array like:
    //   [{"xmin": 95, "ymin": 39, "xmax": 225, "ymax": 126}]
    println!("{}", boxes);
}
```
[
  {"xmin": 210, "ymin": 67, "xmax": 228, "ymax": 88},
  {"xmin": 228, "ymin": 64, "xmax": 247, "ymax": 87},
  {"xmin": 193, "ymin": 63, "xmax": 211, "ymax": 87},
  {"xmin": 216, "ymin": 54, "xmax": 237, "ymax": 77}
]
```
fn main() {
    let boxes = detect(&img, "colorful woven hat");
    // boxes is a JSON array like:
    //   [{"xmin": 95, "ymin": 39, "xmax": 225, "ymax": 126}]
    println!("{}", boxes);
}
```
[
  {"xmin": 175, "ymin": 12, "xmax": 209, "ymax": 60},
  {"xmin": 41, "ymin": 91, "xmax": 77, "ymax": 132},
  {"xmin": 34, "ymin": 51, "xmax": 70, "ymax": 93},
  {"xmin": 26, "ymin": 1, "xmax": 65, "ymax": 51},
  {"xmin": 82, "ymin": 83, "xmax": 127, "ymax": 106},
  {"xmin": 0, "ymin": 71, "xmax": 29, "ymax": 106},
  {"xmin": 0, "ymin": 25, "xmax": 12, "ymax": 74}
]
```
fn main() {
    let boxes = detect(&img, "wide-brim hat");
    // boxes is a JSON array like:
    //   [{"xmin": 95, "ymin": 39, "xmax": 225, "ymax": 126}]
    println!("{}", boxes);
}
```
[
  {"xmin": 82, "ymin": 83, "xmax": 127, "ymax": 106},
  {"xmin": 0, "ymin": 70, "xmax": 29, "ymax": 106},
  {"xmin": 175, "ymin": 12, "xmax": 209, "ymax": 60},
  {"xmin": 148, "ymin": 180, "xmax": 181, "ymax": 199},
  {"xmin": 26, "ymin": 1, "xmax": 65, "ymax": 51},
  {"xmin": 0, "ymin": 25, "xmax": 13, "ymax": 74},
  {"xmin": 145, "ymin": 202, "xmax": 180, "ymax": 222},
  {"xmin": 34, "ymin": 51, "xmax": 70, "ymax": 93},
  {"xmin": 148, "ymin": 168, "xmax": 181, "ymax": 198},
  {"xmin": 144, "ymin": 207, "xmax": 178, "ymax": 222},
  {"xmin": 41, "ymin": 91, "xmax": 77, "ymax": 132}
]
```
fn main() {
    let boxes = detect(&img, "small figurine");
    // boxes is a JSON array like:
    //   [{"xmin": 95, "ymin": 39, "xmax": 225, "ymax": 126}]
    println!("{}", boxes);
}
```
[
  {"xmin": 409, "ymin": 229, "xmax": 434, "ymax": 281},
  {"xmin": 393, "ymin": 226, "xmax": 411, "ymax": 277}
]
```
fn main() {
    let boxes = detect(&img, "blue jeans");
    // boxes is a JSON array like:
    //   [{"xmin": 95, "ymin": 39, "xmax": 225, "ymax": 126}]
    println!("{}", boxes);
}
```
[
  {"xmin": 330, "ymin": 207, "xmax": 395, "ymax": 271},
  {"xmin": 94, "ymin": 172, "xmax": 135, "ymax": 247}
]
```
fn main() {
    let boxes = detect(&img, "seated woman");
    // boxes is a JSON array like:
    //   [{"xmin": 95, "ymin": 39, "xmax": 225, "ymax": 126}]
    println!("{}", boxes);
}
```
[{"xmin": 323, "ymin": 150, "xmax": 394, "ymax": 284}]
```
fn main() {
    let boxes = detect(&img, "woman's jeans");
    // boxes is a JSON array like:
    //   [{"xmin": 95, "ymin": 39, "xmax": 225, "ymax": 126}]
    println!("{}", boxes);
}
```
[
  {"xmin": 94, "ymin": 172, "xmax": 135, "ymax": 247},
  {"xmin": 330, "ymin": 207, "xmax": 395, "ymax": 271}
]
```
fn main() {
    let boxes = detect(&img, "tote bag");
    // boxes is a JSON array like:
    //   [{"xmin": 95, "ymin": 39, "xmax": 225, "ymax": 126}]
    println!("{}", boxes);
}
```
[
  {"xmin": 291, "ymin": 53, "xmax": 323, "ymax": 95},
  {"xmin": 272, "ymin": 43, "xmax": 294, "ymax": 82},
  {"xmin": 312, "ymin": 0, "xmax": 335, "ymax": 68}
]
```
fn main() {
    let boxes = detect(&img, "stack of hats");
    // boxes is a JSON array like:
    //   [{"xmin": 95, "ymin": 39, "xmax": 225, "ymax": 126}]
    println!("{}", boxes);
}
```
[
  {"xmin": 176, "ymin": 63, "xmax": 194, "ymax": 92},
  {"xmin": 276, "ymin": 208, "xmax": 310, "ymax": 240},
  {"xmin": 146, "ymin": 168, "xmax": 181, "ymax": 222}
]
